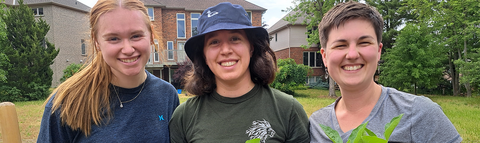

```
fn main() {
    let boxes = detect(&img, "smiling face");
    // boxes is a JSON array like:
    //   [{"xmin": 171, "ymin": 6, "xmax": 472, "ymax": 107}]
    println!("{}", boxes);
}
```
[
  {"xmin": 95, "ymin": 8, "xmax": 152, "ymax": 79},
  {"xmin": 203, "ymin": 30, "xmax": 253, "ymax": 85},
  {"xmin": 321, "ymin": 19, "xmax": 382, "ymax": 90}
]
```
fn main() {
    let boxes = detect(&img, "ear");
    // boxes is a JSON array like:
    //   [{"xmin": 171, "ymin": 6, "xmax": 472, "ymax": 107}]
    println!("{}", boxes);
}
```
[
  {"xmin": 320, "ymin": 48, "xmax": 327, "ymax": 67},
  {"xmin": 377, "ymin": 43, "xmax": 383, "ymax": 60},
  {"xmin": 95, "ymin": 41, "xmax": 101, "ymax": 51}
]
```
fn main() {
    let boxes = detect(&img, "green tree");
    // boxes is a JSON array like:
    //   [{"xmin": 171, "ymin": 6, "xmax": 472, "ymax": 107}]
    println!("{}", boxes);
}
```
[
  {"xmin": 0, "ymin": 3, "xmax": 7, "ymax": 83},
  {"xmin": 380, "ymin": 23, "xmax": 445, "ymax": 95},
  {"xmin": 0, "ymin": 0, "xmax": 59, "ymax": 101},
  {"xmin": 0, "ymin": 53, "xmax": 8, "ymax": 83},
  {"xmin": 270, "ymin": 58, "xmax": 311, "ymax": 95},
  {"xmin": 406, "ymin": 0, "xmax": 480, "ymax": 97},
  {"xmin": 284, "ymin": 0, "xmax": 357, "ymax": 97},
  {"xmin": 60, "ymin": 63, "xmax": 83, "ymax": 83},
  {"xmin": 365, "ymin": 0, "xmax": 415, "ymax": 54}
]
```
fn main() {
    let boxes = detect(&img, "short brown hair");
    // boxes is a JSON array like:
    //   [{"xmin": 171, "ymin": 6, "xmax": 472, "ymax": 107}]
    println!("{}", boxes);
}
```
[
  {"xmin": 184, "ymin": 29, "xmax": 277, "ymax": 96},
  {"xmin": 318, "ymin": 1, "xmax": 383, "ymax": 49}
]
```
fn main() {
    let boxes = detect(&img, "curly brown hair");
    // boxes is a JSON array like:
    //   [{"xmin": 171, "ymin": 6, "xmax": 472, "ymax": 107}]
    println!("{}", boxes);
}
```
[{"xmin": 183, "ymin": 29, "xmax": 277, "ymax": 96}]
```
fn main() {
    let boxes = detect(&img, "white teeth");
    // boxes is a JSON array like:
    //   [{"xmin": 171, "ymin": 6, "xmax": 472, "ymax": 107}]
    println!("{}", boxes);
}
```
[
  {"xmin": 221, "ymin": 61, "xmax": 236, "ymax": 66},
  {"xmin": 343, "ymin": 65, "xmax": 362, "ymax": 71},
  {"xmin": 121, "ymin": 57, "xmax": 138, "ymax": 63}
]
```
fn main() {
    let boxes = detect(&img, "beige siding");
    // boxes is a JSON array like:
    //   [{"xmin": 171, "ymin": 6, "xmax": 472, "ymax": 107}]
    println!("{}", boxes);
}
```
[
  {"xmin": 270, "ymin": 28, "xmax": 289, "ymax": 52},
  {"xmin": 288, "ymin": 25, "xmax": 309, "ymax": 47},
  {"xmin": 41, "ymin": 5, "xmax": 89, "ymax": 87}
]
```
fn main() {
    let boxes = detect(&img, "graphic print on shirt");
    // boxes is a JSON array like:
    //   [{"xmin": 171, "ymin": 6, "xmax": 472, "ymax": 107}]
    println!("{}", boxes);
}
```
[{"xmin": 246, "ymin": 119, "xmax": 276, "ymax": 143}]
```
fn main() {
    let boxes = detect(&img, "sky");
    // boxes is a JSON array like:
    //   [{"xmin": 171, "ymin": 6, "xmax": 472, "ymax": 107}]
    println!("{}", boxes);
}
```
[{"xmin": 76, "ymin": 0, "xmax": 296, "ymax": 29}]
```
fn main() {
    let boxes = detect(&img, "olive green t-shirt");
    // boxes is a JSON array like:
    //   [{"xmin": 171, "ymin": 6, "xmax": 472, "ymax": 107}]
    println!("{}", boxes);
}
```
[{"xmin": 169, "ymin": 85, "xmax": 310, "ymax": 143}]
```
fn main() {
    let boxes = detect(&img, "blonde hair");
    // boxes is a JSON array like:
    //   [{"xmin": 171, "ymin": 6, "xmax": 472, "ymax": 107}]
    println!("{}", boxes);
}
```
[{"xmin": 45, "ymin": 0, "xmax": 158, "ymax": 136}]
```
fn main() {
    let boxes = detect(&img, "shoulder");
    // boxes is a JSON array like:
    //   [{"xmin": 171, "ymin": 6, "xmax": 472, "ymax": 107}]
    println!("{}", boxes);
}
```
[
  {"xmin": 310, "ymin": 100, "xmax": 335, "ymax": 123},
  {"xmin": 267, "ymin": 86, "xmax": 297, "ymax": 103},
  {"xmin": 383, "ymin": 86, "xmax": 440, "ymax": 111},
  {"xmin": 145, "ymin": 71, "xmax": 176, "ymax": 93}
]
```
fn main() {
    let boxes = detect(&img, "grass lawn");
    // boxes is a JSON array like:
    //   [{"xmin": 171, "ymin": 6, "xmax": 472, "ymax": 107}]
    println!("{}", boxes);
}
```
[{"xmin": 1, "ymin": 89, "xmax": 479, "ymax": 142}]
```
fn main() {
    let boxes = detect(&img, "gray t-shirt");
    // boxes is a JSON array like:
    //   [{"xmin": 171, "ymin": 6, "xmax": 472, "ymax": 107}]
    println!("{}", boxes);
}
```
[{"xmin": 309, "ymin": 85, "xmax": 461, "ymax": 143}]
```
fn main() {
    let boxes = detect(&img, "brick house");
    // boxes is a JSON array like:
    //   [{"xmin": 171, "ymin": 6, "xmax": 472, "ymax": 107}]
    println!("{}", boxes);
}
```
[
  {"xmin": 267, "ymin": 11, "xmax": 326, "ymax": 85},
  {"xmin": 3, "ymin": 0, "xmax": 91, "ymax": 87},
  {"xmin": 141, "ymin": 0, "xmax": 266, "ymax": 83}
]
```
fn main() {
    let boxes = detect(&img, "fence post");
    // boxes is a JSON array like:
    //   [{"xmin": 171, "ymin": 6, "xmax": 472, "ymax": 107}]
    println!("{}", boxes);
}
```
[{"xmin": 0, "ymin": 102, "xmax": 22, "ymax": 143}]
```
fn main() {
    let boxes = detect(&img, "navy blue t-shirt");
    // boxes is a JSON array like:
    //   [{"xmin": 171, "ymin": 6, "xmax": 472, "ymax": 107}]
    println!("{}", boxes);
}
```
[{"xmin": 37, "ymin": 71, "xmax": 180, "ymax": 143}]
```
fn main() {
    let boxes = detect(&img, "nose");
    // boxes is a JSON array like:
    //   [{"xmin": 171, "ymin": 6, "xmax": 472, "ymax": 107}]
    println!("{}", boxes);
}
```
[
  {"xmin": 219, "ymin": 42, "xmax": 232, "ymax": 55},
  {"xmin": 121, "ymin": 40, "xmax": 135, "ymax": 55},
  {"xmin": 345, "ymin": 44, "xmax": 359, "ymax": 59}
]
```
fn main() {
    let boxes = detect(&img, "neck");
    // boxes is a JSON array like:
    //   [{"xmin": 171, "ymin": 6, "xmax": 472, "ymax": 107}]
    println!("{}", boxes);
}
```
[
  {"xmin": 337, "ymin": 82, "xmax": 382, "ymax": 113},
  {"xmin": 215, "ymin": 76, "xmax": 255, "ymax": 98},
  {"xmin": 112, "ymin": 71, "xmax": 147, "ymax": 88}
]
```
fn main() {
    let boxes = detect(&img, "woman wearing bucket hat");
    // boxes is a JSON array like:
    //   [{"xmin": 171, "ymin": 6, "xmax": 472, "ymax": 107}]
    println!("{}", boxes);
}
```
[{"xmin": 169, "ymin": 2, "xmax": 310, "ymax": 143}]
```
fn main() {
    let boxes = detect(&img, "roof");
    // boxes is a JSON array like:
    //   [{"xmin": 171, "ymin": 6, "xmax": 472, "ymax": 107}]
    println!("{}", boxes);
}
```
[
  {"xmin": 142, "ymin": 0, "xmax": 266, "ymax": 12},
  {"xmin": 267, "ymin": 10, "xmax": 307, "ymax": 34},
  {"xmin": 3, "ymin": 0, "xmax": 91, "ymax": 13}
]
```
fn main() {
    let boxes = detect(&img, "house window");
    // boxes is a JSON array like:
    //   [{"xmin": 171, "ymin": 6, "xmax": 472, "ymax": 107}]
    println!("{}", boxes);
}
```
[
  {"xmin": 177, "ymin": 42, "xmax": 186, "ymax": 62},
  {"xmin": 303, "ymin": 51, "xmax": 322, "ymax": 67},
  {"xmin": 275, "ymin": 33, "xmax": 277, "ymax": 42},
  {"xmin": 191, "ymin": 13, "xmax": 201, "ymax": 36},
  {"xmin": 32, "ymin": 8, "xmax": 43, "ymax": 16},
  {"xmin": 177, "ymin": 13, "xmax": 186, "ymax": 38},
  {"xmin": 81, "ymin": 39, "xmax": 86, "ymax": 55},
  {"xmin": 154, "ymin": 39, "xmax": 159, "ymax": 62},
  {"xmin": 246, "ymin": 11, "xmax": 252, "ymax": 22},
  {"xmin": 147, "ymin": 7, "xmax": 154, "ymax": 21},
  {"xmin": 167, "ymin": 41, "xmax": 174, "ymax": 60}
]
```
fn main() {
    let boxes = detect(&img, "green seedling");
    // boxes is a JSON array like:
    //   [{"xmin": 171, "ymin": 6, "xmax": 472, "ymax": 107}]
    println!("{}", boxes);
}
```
[{"xmin": 320, "ymin": 114, "xmax": 404, "ymax": 143}]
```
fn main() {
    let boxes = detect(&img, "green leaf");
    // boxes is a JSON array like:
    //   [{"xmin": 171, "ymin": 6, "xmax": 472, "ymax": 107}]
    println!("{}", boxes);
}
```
[
  {"xmin": 365, "ymin": 128, "xmax": 377, "ymax": 137},
  {"xmin": 384, "ymin": 114, "xmax": 404, "ymax": 140},
  {"xmin": 319, "ymin": 124, "xmax": 343, "ymax": 143},
  {"xmin": 361, "ymin": 136, "xmax": 387, "ymax": 143},
  {"xmin": 347, "ymin": 122, "xmax": 368, "ymax": 143},
  {"xmin": 245, "ymin": 138, "xmax": 260, "ymax": 143}
]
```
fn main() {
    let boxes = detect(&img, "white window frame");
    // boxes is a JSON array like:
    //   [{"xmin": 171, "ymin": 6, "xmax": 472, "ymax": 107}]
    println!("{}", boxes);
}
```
[
  {"xmin": 190, "ymin": 13, "xmax": 201, "ymax": 37},
  {"xmin": 177, "ymin": 13, "xmax": 186, "ymax": 38},
  {"xmin": 81, "ymin": 39, "xmax": 86, "ymax": 55},
  {"xmin": 303, "ymin": 51, "xmax": 320, "ymax": 67},
  {"xmin": 246, "ymin": 11, "xmax": 252, "ymax": 22},
  {"xmin": 147, "ymin": 7, "xmax": 154, "ymax": 21},
  {"xmin": 167, "ymin": 41, "xmax": 174, "ymax": 60},
  {"xmin": 154, "ymin": 39, "xmax": 159, "ymax": 62},
  {"xmin": 32, "ymin": 7, "xmax": 44, "ymax": 16}
]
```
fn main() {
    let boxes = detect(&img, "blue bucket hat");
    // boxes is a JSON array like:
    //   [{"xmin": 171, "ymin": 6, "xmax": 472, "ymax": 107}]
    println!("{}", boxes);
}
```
[{"xmin": 184, "ymin": 2, "xmax": 269, "ymax": 62}]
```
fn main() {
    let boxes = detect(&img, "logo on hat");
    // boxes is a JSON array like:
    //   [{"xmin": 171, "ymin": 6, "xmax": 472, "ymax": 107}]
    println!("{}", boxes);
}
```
[{"xmin": 207, "ymin": 10, "xmax": 218, "ymax": 17}]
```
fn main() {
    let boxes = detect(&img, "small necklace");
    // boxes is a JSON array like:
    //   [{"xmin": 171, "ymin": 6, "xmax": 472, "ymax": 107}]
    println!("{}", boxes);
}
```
[{"xmin": 113, "ymin": 82, "xmax": 145, "ymax": 108}]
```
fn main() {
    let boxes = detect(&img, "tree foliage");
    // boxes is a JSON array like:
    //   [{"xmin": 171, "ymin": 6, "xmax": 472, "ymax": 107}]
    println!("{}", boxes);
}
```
[
  {"xmin": 365, "ymin": 0, "xmax": 415, "ymax": 54},
  {"xmin": 406, "ymin": 0, "xmax": 480, "ymax": 96},
  {"xmin": 380, "ymin": 23, "xmax": 445, "ymax": 95},
  {"xmin": 60, "ymin": 63, "xmax": 83, "ymax": 83},
  {"xmin": 0, "ymin": 0, "xmax": 59, "ymax": 101},
  {"xmin": 270, "ymin": 58, "xmax": 311, "ymax": 95}
]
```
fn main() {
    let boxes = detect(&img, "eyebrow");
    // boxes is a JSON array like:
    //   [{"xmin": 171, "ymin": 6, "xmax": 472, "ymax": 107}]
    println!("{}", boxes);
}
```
[
  {"xmin": 101, "ymin": 30, "xmax": 145, "ymax": 39},
  {"xmin": 331, "ymin": 35, "xmax": 375, "ymax": 44}
]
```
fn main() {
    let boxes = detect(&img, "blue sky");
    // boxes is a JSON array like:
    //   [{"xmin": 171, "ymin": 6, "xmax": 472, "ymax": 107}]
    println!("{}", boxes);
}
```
[{"xmin": 77, "ymin": 0, "xmax": 296, "ymax": 29}]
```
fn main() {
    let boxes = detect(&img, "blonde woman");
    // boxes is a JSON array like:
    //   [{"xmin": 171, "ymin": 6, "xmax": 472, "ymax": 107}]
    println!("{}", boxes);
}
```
[{"xmin": 37, "ymin": 0, "xmax": 179, "ymax": 142}]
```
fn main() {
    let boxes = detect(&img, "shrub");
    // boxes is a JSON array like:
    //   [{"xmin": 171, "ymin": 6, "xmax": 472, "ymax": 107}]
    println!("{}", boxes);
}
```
[
  {"xmin": 270, "ymin": 58, "xmax": 311, "ymax": 95},
  {"xmin": 60, "ymin": 63, "xmax": 83, "ymax": 83}
]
